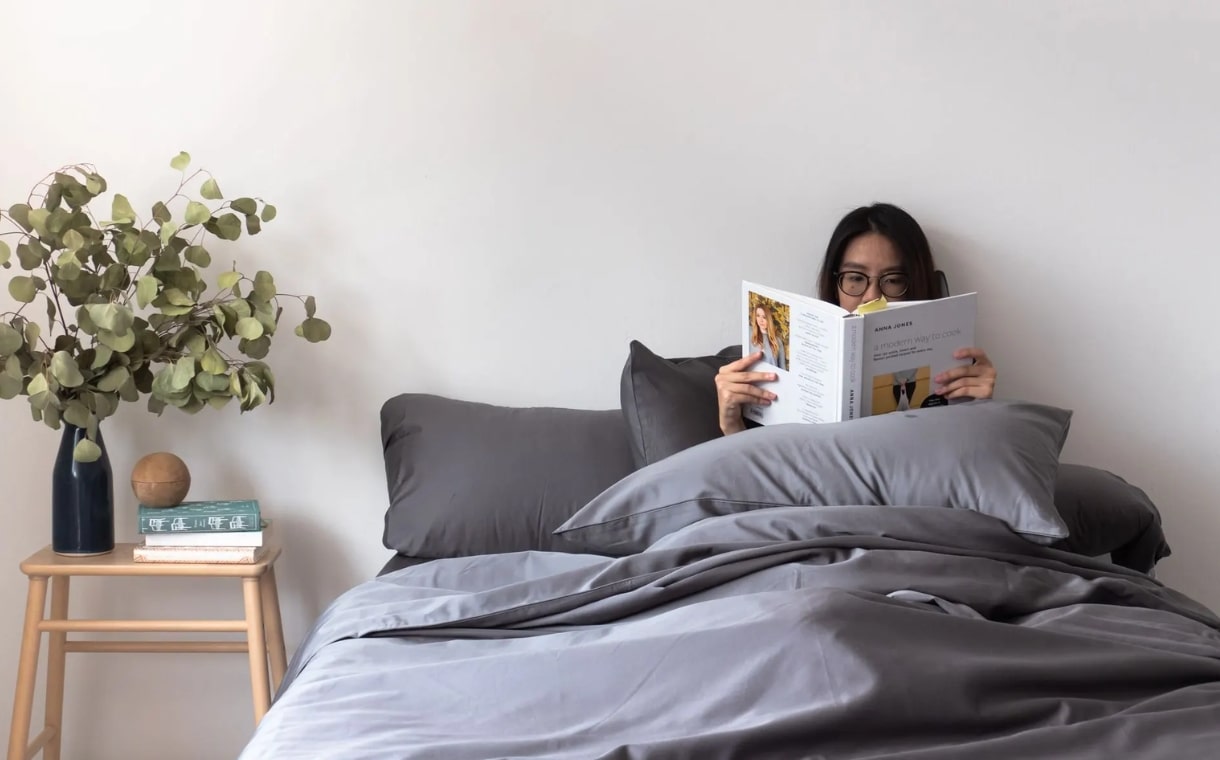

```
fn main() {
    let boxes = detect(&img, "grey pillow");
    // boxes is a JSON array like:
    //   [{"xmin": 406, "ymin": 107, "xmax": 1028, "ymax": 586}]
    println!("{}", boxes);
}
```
[
  {"xmin": 381, "ymin": 393, "xmax": 636, "ymax": 558},
  {"xmin": 619, "ymin": 340, "xmax": 740, "ymax": 469},
  {"xmin": 1050, "ymin": 463, "xmax": 1172, "ymax": 573},
  {"xmin": 554, "ymin": 398, "xmax": 1073, "ymax": 555}
]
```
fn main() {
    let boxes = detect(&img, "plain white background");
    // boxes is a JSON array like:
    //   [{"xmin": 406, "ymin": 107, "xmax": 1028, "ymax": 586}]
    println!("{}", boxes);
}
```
[{"xmin": 1, "ymin": 2, "xmax": 1217, "ymax": 757}]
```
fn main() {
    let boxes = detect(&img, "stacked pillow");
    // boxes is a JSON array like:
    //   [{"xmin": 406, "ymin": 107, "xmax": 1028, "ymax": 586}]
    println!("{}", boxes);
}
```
[{"xmin": 376, "ymin": 340, "xmax": 1171, "ymax": 574}]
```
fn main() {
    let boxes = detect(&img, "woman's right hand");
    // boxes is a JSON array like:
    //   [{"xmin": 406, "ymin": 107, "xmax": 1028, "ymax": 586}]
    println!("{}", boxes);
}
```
[{"xmin": 715, "ymin": 351, "xmax": 778, "ymax": 435}]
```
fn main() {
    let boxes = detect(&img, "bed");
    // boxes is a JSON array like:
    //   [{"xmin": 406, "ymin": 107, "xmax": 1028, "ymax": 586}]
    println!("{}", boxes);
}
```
[{"xmin": 237, "ymin": 340, "xmax": 1220, "ymax": 759}]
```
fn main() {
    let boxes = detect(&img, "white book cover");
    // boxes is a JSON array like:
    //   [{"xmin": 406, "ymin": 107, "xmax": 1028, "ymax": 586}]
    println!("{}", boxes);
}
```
[{"xmin": 740, "ymin": 280, "xmax": 977, "ymax": 426}]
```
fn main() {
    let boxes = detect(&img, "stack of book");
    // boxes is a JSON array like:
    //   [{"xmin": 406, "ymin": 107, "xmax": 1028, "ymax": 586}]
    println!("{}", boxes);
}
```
[{"xmin": 133, "ymin": 499, "xmax": 267, "ymax": 564}]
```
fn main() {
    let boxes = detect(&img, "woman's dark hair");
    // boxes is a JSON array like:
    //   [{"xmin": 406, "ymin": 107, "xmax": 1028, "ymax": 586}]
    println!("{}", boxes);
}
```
[{"xmin": 815, "ymin": 202, "xmax": 939, "ymax": 304}]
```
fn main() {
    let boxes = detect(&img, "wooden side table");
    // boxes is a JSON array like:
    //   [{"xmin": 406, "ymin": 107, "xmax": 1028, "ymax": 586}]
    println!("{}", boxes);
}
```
[{"xmin": 7, "ymin": 539, "xmax": 287, "ymax": 760}]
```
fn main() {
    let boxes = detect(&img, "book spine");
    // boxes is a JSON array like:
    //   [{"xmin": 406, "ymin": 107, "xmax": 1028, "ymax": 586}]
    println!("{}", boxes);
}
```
[
  {"xmin": 842, "ymin": 318, "xmax": 863, "ymax": 420},
  {"xmin": 133, "ymin": 545, "xmax": 263, "ymax": 564},
  {"xmin": 139, "ymin": 514, "xmax": 261, "ymax": 533}
]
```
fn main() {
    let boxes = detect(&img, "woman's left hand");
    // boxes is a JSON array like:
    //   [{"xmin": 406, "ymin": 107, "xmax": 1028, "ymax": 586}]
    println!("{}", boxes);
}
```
[{"xmin": 934, "ymin": 347, "xmax": 997, "ymax": 400}]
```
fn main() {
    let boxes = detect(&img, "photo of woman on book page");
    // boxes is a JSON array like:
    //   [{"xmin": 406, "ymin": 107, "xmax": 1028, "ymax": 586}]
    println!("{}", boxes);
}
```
[
  {"xmin": 716, "ymin": 202, "xmax": 998, "ymax": 436},
  {"xmin": 748, "ymin": 296, "xmax": 789, "ymax": 371}
]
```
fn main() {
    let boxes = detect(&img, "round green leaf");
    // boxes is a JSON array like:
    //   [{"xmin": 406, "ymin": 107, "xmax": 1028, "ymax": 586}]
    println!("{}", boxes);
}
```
[
  {"xmin": 260, "ymin": 204, "xmax": 277, "ymax": 222},
  {"xmin": 184, "ymin": 245, "xmax": 211, "ymax": 268},
  {"xmin": 231, "ymin": 197, "xmax": 257, "ymax": 215},
  {"xmin": 163, "ymin": 288, "xmax": 195, "ymax": 307},
  {"xmin": 97, "ymin": 329, "xmax": 136, "ymax": 353},
  {"xmin": 159, "ymin": 220, "xmax": 179, "ymax": 245},
  {"xmin": 217, "ymin": 270, "xmax": 241, "ymax": 290},
  {"xmin": 27, "ymin": 208, "xmax": 50, "ymax": 236},
  {"xmin": 152, "ymin": 201, "xmax": 172, "ymax": 225},
  {"xmin": 90, "ymin": 345, "xmax": 113, "ymax": 369},
  {"xmin": 201, "ymin": 348, "xmax": 227, "ymax": 375},
  {"xmin": 171, "ymin": 356, "xmax": 195, "ymax": 391},
  {"xmin": 85, "ymin": 174, "xmax": 105, "ymax": 195},
  {"xmin": 200, "ymin": 177, "xmax": 223, "ymax": 200},
  {"xmin": 0, "ymin": 241, "xmax": 12, "ymax": 266},
  {"xmin": 63, "ymin": 399, "xmax": 92, "ymax": 429},
  {"xmin": 170, "ymin": 151, "xmax": 191, "ymax": 171},
  {"xmin": 298, "ymin": 317, "xmax": 332, "ymax": 343},
  {"xmin": 62, "ymin": 229, "xmax": 85, "ymax": 253},
  {"xmin": 95, "ymin": 366, "xmax": 130, "ymax": 393},
  {"xmin": 253, "ymin": 271, "xmax": 276, "ymax": 301},
  {"xmin": 111, "ymin": 194, "xmax": 136, "ymax": 224},
  {"xmin": 208, "ymin": 213, "xmax": 242, "ymax": 241},
  {"xmin": 137, "ymin": 276, "xmax": 159, "ymax": 308},
  {"xmin": 304, "ymin": 295, "xmax": 316, "ymax": 318},
  {"xmin": 24, "ymin": 321, "xmax": 40, "ymax": 349},
  {"xmin": 0, "ymin": 324, "xmax": 22, "ymax": 355},
  {"xmin": 185, "ymin": 201, "xmax": 210, "ymax": 226},
  {"xmin": 56, "ymin": 252, "xmax": 82, "ymax": 281},
  {"xmin": 51, "ymin": 351, "xmax": 85, "ymax": 388},
  {"xmin": 27, "ymin": 372, "xmax": 49, "ymax": 396},
  {"xmin": 9, "ymin": 276, "xmax": 37, "ymax": 303},
  {"xmin": 0, "ymin": 373, "xmax": 21, "ymax": 400},
  {"xmin": 73, "ymin": 438, "xmax": 101, "ymax": 463},
  {"xmin": 239, "ymin": 336, "xmax": 270, "ymax": 359},
  {"xmin": 235, "ymin": 317, "xmax": 264, "ymax": 340}
]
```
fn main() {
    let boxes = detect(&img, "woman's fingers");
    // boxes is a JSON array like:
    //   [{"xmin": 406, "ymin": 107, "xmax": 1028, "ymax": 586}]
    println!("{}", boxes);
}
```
[{"xmin": 934, "ymin": 346, "xmax": 996, "ymax": 400}]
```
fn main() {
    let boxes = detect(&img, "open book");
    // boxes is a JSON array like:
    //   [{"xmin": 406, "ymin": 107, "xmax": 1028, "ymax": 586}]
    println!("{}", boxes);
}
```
[{"xmin": 741, "ymin": 281, "xmax": 978, "ymax": 425}]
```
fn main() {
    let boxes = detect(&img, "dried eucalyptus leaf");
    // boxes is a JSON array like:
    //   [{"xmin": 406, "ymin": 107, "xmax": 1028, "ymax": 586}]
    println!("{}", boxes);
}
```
[
  {"xmin": 253, "ymin": 271, "xmax": 276, "ymax": 301},
  {"xmin": 51, "ymin": 351, "xmax": 85, "ymax": 387},
  {"xmin": 63, "ymin": 399, "xmax": 91, "ymax": 428},
  {"xmin": 73, "ymin": 438, "xmax": 101, "ymax": 463},
  {"xmin": 185, "ymin": 201, "xmax": 210, "ymax": 226},
  {"xmin": 137, "ymin": 276, "xmax": 158, "ymax": 308},
  {"xmin": 170, "ymin": 152, "xmax": 191, "ymax": 171},
  {"xmin": 96, "ymin": 366, "xmax": 130, "ymax": 393},
  {"xmin": 111, "ymin": 194, "xmax": 136, "ymax": 224},
  {"xmin": 9, "ymin": 276, "xmax": 37, "ymax": 303},
  {"xmin": 0, "ymin": 324, "xmax": 22, "ymax": 355},
  {"xmin": 298, "ymin": 317, "xmax": 332, "ymax": 343},
  {"xmin": 235, "ymin": 317, "xmax": 263, "ymax": 340},
  {"xmin": 200, "ymin": 177, "xmax": 223, "ymax": 200}
]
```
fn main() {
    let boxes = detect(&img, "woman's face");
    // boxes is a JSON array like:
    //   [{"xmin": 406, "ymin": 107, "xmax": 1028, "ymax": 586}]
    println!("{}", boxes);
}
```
[
  {"xmin": 835, "ymin": 232, "xmax": 907, "ymax": 313},
  {"xmin": 754, "ymin": 307, "xmax": 768, "ymax": 332}
]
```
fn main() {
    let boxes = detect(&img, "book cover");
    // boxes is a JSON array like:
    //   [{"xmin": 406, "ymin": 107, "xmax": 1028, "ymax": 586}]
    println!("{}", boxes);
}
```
[
  {"xmin": 133, "ymin": 543, "xmax": 265, "ymax": 564},
  {"xmin": 740, "ymin": 280, "xmax": 977, "ymax": 425},
  {"xmin": 138, "ymin": 500, "xmax": 262, "ymax": 534}
]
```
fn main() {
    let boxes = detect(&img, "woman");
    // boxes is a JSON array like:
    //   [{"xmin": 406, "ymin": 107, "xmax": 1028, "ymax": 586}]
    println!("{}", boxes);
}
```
[
  {"xmin": 716, "ymin": 202, "xmax": 998, "ymax": 436},
  {"xmin": 750, "ymin": 303, "xmax": 787, "ymax": 371}
]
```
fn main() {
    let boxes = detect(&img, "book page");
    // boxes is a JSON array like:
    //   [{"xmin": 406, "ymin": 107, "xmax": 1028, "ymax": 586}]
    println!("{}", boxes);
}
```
[
  {"xmin": 740, "ymin": 281, "xmax": 848, "ymax": 425},
  {"xmin": 861, "ymin": 293, "xmax": 977, "ymax": 417}
]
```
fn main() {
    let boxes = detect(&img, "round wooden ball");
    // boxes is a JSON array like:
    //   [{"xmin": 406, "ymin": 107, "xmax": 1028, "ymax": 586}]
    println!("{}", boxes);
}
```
[{"xmin": 130, "ymin": 452, "xmax": 192, "ymax": 508}]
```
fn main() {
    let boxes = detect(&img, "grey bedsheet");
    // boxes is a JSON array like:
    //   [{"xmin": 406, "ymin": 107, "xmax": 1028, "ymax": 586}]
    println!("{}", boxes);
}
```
[{"xmin": 239, "ymin": 505, "xmax": 1220, "ymax": 759}]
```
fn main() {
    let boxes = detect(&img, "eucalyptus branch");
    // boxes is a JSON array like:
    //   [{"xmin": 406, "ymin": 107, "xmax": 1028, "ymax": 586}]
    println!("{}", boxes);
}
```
[
  {"xmin": 0, "ymin": 152, "xmax": 330, "ymax": 463},
  {"xmin": 40, "ymin": 261, "xmax": 71, "ymax": 337}
]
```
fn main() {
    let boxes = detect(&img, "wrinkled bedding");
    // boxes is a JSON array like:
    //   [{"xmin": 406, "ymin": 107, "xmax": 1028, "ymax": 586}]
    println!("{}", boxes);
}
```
[{"xmin": 239, "ymin": 505, "xmax": 1220, "ymax": 759}]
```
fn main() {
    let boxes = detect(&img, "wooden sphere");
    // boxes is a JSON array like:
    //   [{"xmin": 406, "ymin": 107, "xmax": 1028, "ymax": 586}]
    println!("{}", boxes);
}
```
[{"xmin": 130, "ymin": 452, "xmax": 191, "ymax": 507}]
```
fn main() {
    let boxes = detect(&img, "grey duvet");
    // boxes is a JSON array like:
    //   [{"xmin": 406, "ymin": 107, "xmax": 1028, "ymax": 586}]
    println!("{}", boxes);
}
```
[{"xmin": 238, "ymin": 505, "xmax": 1220, "ymax": 759}]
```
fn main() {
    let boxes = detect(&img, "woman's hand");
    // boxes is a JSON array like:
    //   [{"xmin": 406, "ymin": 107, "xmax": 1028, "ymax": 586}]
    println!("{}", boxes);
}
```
[
  {"xmin": 934, "ymin": 347, "xmax": 997, "ymax": 400},
  {"xmin": 715, "ymin": 351, "xmax": 778, "ymax": 435}
]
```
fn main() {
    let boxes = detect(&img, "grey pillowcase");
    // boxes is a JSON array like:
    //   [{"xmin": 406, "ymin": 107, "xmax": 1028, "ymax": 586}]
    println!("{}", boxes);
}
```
[
  {"xmin": 554, "ymin": 398, "xmax": 1073, "ymax": 555},
  {"xmin": 620, "ymin": 340, "xmax": 740, "ymax": 469},
  {"xmin": 381, "ymin": 393, "xmax": 636, "ymax": 558},
  {"xmin": 1050, "ymin": 463, "xmax": 1172, "ymax": 573}
]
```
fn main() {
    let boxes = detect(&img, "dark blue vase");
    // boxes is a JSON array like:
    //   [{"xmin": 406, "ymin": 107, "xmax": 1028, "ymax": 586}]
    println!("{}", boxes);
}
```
[{"xmin": 52, "ymin": 423, "xmax": 115, "ymax": 556}]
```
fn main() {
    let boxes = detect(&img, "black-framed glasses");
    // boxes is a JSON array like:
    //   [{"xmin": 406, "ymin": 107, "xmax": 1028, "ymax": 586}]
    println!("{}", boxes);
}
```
[{"xmin": 835, "ymin": 271, "xmax": 910, "ymax": 298}]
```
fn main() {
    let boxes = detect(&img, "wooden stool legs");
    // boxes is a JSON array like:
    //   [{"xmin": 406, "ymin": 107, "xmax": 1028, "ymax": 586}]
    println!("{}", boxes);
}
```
[{"xmin": 8, "ymin": 575, "xmax": 48, "ymax": 760}]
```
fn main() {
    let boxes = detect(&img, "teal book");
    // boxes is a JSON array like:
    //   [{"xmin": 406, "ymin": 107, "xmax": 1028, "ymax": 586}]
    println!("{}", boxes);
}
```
[{"xmin": 138, "ymin": 500, "xmax": 262, "ymax": 534}]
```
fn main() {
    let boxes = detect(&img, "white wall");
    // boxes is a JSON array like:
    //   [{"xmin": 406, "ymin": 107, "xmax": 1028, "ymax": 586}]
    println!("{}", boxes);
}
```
[{"xmin": 2, "ymin": 1, "xmax": 1217, "ymax": 756}]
